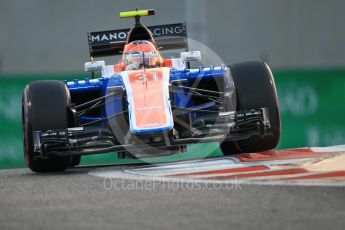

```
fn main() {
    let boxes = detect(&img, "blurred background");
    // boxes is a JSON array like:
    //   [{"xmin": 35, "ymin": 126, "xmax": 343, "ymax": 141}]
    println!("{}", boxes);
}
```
[{"xmin": 1, "ymin": 0, "xmax": 345, "ymax": 168}]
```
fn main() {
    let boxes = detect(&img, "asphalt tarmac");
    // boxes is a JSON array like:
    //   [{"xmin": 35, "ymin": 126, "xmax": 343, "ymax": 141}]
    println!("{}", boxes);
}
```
[{"xmin": 0, "ymin": 165, "xmax": 344, "ymax": 230}]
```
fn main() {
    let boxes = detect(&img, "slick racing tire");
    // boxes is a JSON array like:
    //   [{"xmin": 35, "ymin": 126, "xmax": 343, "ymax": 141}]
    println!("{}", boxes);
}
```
[
  {"xmin": 22, "ymin": 80, "xmax": 72, "ymax": 172},
  {"xmin": 70, "ymin": 156, "xmax": 81, "ymax": 168},
  {"xmin": 220, "ymin": 61, "xmax": 281, "ymax": 155}
]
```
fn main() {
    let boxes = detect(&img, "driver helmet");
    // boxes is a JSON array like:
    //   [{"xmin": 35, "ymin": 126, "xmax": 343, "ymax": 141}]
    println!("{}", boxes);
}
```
[{"xmin": 123, "ymin": 40, "xmax": 161, "ymax": 69}]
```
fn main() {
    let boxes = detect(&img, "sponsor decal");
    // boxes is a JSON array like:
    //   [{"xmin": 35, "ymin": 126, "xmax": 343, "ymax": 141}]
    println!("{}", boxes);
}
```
[
  {"xmin": 277, "ymin": 81, "xmax": 318, "ymax": 117},
  {"xmin": 89, "ymin": 23, "xmax": 186, "ymax": 45}
]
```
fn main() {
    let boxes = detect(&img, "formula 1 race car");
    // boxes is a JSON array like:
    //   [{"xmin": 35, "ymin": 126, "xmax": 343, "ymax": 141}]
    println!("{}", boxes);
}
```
[{"xmin": 22, "ymin": 9, "xmax": 281, "ymax": 172}]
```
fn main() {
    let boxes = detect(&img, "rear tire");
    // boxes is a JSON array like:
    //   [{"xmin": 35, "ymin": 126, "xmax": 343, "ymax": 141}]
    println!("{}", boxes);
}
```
[
  {"xmin": 220, "ymin": 61, "xmax": 281, "ymax": 155},
  {"xmin": 22, "ymin": 80, "xmax": 72, "ymax": 172}
]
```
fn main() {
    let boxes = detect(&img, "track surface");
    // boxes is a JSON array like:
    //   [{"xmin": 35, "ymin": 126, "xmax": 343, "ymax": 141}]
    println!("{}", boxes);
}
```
[{"xmin": 1, "ymin": 164, "xmax": 345, "ymax": 230}]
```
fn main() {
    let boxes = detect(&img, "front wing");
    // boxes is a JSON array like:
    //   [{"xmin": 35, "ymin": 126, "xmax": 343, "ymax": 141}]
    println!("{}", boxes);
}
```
[{"xmin": 32, "ymin": 108, "xmax": 271, "ymax": 159}]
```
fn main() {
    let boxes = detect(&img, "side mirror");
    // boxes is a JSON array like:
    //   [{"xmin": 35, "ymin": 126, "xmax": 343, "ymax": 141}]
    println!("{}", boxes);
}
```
[
  {"xmin": 180, "ymin": 51, "xmax": 201, "ymax": 62},
  {"xmin": 84, "ymin": 60, "xmax": 105, "ymax": 72}
]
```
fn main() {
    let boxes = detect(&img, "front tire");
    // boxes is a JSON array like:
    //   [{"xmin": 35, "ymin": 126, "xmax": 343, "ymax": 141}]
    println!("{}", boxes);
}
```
[
  {"xmin": 220, "ymin": 61, "xmax": 281, "ymax": 155},
  {"xmin": 22, "ymin": 80, "xmax": 72, "ymax": 172},
  {"xmin": 70, "ymin": 156, "xmax": 81, "ymax": 168}
]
